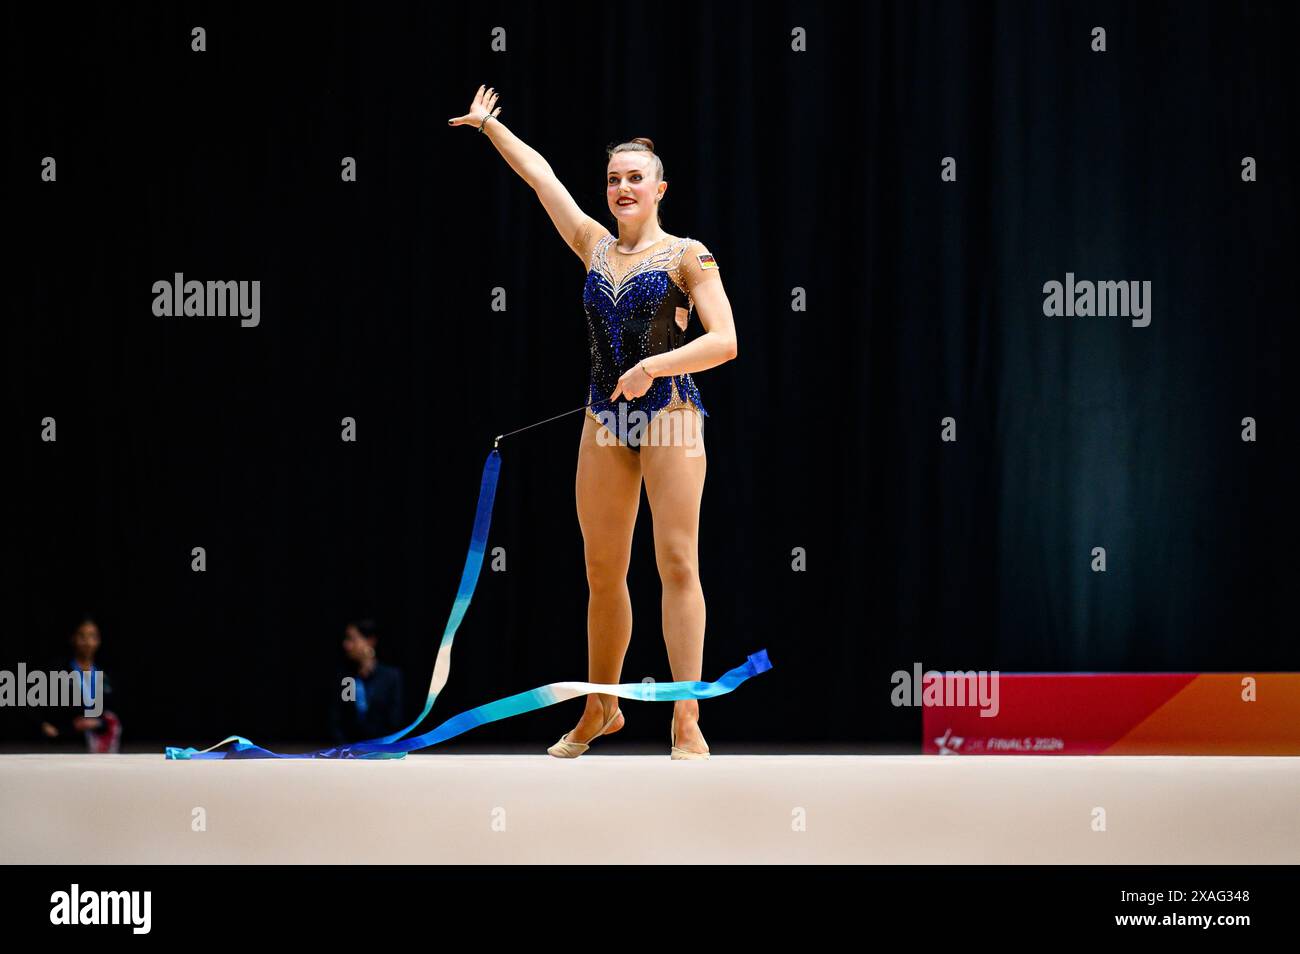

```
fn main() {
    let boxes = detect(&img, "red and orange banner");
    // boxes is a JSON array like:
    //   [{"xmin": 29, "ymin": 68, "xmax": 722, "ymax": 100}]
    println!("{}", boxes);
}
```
[{"xmin": 921, "ymin": 673, "xmax": 1300, "ymax": 755}]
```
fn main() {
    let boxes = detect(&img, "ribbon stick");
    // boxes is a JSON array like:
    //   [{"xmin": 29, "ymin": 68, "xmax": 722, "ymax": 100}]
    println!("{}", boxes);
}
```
[{"xmin": 165, "ymin": 446, "xmax": 772, "ymax": 761}]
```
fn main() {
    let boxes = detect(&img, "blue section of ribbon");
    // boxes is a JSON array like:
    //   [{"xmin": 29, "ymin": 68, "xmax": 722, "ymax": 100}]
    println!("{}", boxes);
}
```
[
  {"xmin": 164, "ymin": 447, "xmax": 772, "ymax": 760},
  {"xmin": 373, "ymin": 448, "xmax": 501, "ymax": 745}
]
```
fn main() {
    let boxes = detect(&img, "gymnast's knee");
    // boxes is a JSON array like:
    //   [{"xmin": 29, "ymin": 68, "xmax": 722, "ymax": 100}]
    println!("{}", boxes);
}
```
[
  {"xmin": 584, "ymin": 554, "xmax": 631, "ymax": 591},
  {"xmin": 655, "ymin": 548, "xmax": 699, "ymax": 588}
]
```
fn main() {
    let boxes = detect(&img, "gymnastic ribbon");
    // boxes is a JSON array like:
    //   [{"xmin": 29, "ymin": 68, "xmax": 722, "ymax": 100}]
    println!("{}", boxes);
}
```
[{"xmin": 165, "ymin": 448, "xmax": 772, "ymax": 760}]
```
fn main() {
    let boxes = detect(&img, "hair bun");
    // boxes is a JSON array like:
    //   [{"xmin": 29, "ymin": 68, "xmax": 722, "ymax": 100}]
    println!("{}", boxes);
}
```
[{"xmin": 631, "ymin": 136, "xmax": 656, "ymax": 152}]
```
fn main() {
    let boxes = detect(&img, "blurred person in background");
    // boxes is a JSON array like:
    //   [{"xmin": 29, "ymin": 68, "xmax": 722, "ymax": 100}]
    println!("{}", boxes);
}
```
[
  {"xmin": 38, "ymin": 615, "xmax": 123, "ymax": 753},
  {"xmin": 328, "ymin": 618, "xmax": 404, "ymax": 745}
]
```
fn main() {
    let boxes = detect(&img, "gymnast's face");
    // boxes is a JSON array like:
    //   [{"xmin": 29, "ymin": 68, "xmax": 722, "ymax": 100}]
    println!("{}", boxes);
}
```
[{"xmin": 607, "ymin": 155, "xmax": 665, "ymax": 226}]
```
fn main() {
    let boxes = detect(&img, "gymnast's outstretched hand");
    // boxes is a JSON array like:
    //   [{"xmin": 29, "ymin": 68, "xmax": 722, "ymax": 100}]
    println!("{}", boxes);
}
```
[{"xmin": 448, "ymin": 84, "xmax": 502, "ymax": 128}]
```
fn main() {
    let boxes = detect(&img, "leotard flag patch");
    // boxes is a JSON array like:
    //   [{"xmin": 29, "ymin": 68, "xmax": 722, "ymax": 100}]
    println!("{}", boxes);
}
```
[{"xmin": 697, "ymin": 253, "xmax": 718, "ymax": 270}]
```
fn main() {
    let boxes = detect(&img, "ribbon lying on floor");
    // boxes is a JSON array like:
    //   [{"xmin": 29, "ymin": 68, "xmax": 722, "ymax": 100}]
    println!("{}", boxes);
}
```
[{"xmin": 165, "ymin": 447, "xmax": 772, "ymax": 760}]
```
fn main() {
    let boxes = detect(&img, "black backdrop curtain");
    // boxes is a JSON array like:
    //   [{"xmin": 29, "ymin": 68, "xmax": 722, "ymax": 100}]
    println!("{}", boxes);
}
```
[{"xmin": 3, "ymin": 1, "xmax": 1294, "ymax": 747}]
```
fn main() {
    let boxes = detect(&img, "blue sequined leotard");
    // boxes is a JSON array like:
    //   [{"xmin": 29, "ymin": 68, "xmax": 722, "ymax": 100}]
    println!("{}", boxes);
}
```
[{"xmin": 583, "ymin": 232, "xmax": 713, "ymax": 451}]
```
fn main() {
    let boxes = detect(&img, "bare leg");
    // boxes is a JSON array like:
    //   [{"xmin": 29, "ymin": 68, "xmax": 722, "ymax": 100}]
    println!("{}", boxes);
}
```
[
  {"xmin": 568, "ymin": 414, "xmax": 642, "ymax": 742},
  {"xmin": 640, "ymin": 408, "xmax": 708, "ymax": 752}
]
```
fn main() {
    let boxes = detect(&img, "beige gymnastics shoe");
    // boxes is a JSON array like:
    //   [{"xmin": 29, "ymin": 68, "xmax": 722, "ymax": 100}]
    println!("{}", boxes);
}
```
[
  {"xmin": 547, "ymin": 706, "xmax": 623, "ymax": 758},
  {"xmin": 670, "ymin": 715, "xmax": 710, "ymax": 760}
]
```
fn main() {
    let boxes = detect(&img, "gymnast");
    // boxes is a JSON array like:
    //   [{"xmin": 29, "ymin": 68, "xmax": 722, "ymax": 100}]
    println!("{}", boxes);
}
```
[{"xmin": 449, "ymin": 85, "xmax": 739, "ymax": 759}]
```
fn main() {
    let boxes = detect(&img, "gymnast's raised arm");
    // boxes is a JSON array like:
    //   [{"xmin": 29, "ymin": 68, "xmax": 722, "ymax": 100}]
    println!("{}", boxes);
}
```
[{"xmin": 449, "ymin": 84, "xmax": 605, "ymax": 266}]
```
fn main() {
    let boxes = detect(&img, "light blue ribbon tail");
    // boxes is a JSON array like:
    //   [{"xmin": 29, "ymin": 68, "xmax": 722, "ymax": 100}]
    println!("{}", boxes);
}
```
[{"xmin": 164, "ymin": 448, "xmax": 772, "ymax": 760}]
